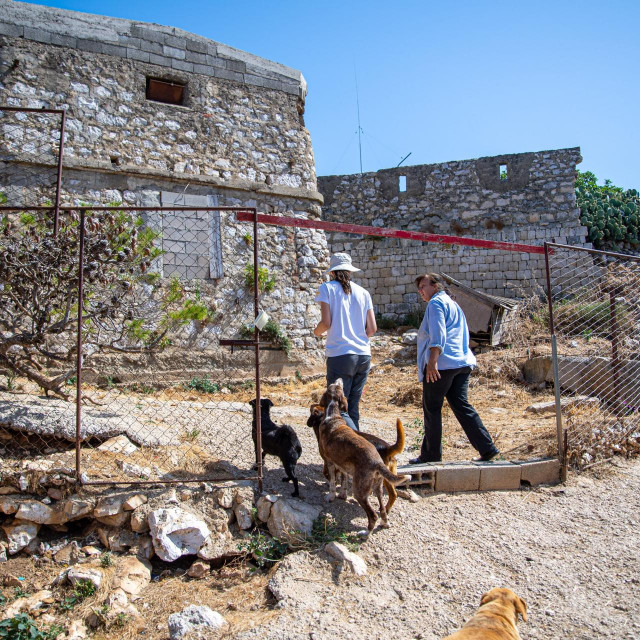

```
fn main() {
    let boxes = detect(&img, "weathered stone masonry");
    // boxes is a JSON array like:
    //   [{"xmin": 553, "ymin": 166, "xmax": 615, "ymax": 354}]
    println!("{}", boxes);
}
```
[
  {"xmin": 318, "ymin": 148, "xmax": 589, "ymax": 320},
  {"xmin": 0, "ymin": 0, "xmax": 329, "ymax": 374}
]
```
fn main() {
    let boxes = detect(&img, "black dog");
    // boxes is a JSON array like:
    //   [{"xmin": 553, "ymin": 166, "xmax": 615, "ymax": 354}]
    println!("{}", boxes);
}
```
[{"xmin": 250, "ymin": 398, "xmax": 302, "ymax": 497}]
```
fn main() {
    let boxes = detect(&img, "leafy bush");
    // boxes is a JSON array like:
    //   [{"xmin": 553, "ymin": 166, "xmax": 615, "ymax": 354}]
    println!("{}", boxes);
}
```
[
  {"xmin": 0, "ymin": 203, "xmax": 217, "ymax": 398},
  {"xmin": 244, "ymin": 263, "xmax": 276, "ymax": 293},
  {"xmin": 0, "ymin": 614, "xmax": 63, "ymax": 640},
  {"xmin": 59, "ymin": 579, "xmax": 96, "ymax": 611},
  {"xmin": 238, "ymin": 531, "xmax": 289, "ymax": 568},
  {"xmin": 375, "ymin": 314, "xmax": 398, "ymax": 331},
  {"xmin": 576, "ymin": 171, "xmax": 640, "ymax": 250},
  {"xmin": 185, "ymin": 376, "xmax": 220, "ymax": 394}
]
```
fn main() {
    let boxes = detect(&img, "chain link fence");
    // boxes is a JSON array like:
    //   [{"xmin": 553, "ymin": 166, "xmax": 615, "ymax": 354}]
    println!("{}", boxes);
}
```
[
  {"xmin": 545, "ymin": 243, "xmax": 640, "ymax": 468},
  {"xmin": 0, "ymin": 203, "xmax": 277, "ymax": 486}
]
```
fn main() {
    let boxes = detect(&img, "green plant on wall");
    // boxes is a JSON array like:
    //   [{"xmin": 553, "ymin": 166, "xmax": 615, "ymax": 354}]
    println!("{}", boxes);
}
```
[
  {"xmin": 244, "ymin": 263, "xmax": 276, "ymax": 293},
  {"xmin": 240, "ymin": 319, "xmax": 292, "ymax": 356},
  {"xmin": 576, "ymin": 171, "xmax": 640, "ymax": 250}
]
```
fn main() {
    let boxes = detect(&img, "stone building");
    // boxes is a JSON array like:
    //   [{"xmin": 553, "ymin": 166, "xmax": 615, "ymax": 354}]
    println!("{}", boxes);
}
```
[
  {"xmin": 0, "ymin": 0, "xmax": 328, "ymax": 378},
  {"xmin": 318, "ymin": 148, "xmax": 588, "ymax": 321}
]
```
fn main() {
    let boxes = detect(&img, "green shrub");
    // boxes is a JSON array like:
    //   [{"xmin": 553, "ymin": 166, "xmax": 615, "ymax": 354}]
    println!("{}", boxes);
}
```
[
  {"xmin": 0, "ymin": 614, "xmax": 63, "ymax": 640},
  {"xmin": 238, "ymin": 531, "xmax": 289, "ymax": 568},
  {"xmin": 244, "ymin": 264, "xmax": 275, "ymax": 293},
  {"xmin": 185, "ymin": 376, "xmax": 220, "ymax": 394},
  {"xmin": 576, "ymin": 170, "xmax": 640, "ymax": 250},
  {"xmin": 375, "ymin": 314, "xmax": 398, "ymax": 331}
]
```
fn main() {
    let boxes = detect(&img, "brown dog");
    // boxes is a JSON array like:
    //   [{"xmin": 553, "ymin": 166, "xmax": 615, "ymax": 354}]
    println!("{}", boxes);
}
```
[
  {"xmin": 317, "ymin": 378, "xmax": 409, "ymax": 531},
  {"xmin": 307, "ymin": 404, "xmax": 405, "ymax": 513},
  {"xmin": 442, "ymin": 588, "xmax": 527, "ymax": 640}
]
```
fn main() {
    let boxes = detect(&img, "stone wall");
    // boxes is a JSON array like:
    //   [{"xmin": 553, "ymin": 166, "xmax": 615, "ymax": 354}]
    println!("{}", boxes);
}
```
[
  {"xmin": 318, "ymin": 148, "xmax": 589, "ymax": 320},
  {"xmin": 0, "ymin": 0, "xmax": 327, "ymax": 374}
]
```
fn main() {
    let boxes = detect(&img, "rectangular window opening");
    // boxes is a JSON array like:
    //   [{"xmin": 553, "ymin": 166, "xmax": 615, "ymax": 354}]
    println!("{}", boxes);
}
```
[
  {"xmin": 499, "ymin": 164, "xmax": 508, "ymax": 181},
  {"xmin": 146, "ymin": 77, "xmax": 186, "ymax": 106},
  {"xmin": 399, "ymin": 175, "xmax": 407, "ymax": 192}
]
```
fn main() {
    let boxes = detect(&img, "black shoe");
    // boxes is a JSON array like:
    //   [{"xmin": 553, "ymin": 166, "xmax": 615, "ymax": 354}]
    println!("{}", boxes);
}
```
[
  {"xmin": 409, "ymin": 456, "xmax": 441, "ymax": 464},
  {"xmin": 474, "ymin": 449, "xmax": 500, "ymax": 462}
]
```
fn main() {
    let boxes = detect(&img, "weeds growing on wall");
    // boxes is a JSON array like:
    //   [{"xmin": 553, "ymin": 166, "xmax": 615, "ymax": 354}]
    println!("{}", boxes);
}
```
[{"xmin": 240, "ymin": 319, "xmax": 292, "ymax": 356}]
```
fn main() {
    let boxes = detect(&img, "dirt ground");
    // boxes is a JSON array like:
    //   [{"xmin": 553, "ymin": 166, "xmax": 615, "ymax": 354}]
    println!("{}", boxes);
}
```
[{"xmin": 4, "ymin": 330, "xmax": 637, "ymax": 639}]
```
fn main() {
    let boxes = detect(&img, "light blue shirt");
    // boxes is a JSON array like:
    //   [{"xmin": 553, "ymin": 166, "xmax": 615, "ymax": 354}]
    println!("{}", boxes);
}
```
[
  {"xmin": 315, "ymin": 280, "xmax": 373, "ymax": 358},
  {"xmin": 417, "ymin": 291, "xmax": 476, "ymax": 382}
]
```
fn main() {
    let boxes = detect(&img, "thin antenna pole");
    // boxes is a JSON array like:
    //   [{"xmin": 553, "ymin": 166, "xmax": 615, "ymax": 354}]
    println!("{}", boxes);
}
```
[{"xmin": 354, "ymin": 67, "xmax": 363, "ymax": 174}]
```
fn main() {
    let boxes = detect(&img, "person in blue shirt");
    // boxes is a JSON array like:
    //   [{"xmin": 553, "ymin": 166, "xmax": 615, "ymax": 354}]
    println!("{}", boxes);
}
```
[
  {"xmin": 314, "ymin": 253, "xmax": 377, "ymax": 430},
  {"xmin": 410, "ymin": 273, "xmax": 500, "ymax": 464}
]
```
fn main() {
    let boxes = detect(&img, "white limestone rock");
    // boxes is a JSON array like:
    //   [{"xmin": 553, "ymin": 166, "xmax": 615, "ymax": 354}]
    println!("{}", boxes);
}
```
[
  {"xmin": 148, "ymin": 508, "xmax": 210, "ymax": 562},
  {"xmin": 168, "ymin": 605, "xmax": 227, "ymax": 639}
]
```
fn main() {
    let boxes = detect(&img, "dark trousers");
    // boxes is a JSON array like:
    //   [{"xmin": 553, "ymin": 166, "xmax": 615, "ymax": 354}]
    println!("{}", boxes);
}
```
[
  {"xmin": 420, "ymin": 366, "xmax": 497, "ymax": 461},
  {"xmin": 326, "ymin": 354, "xmax": 371, "ymax": 431}
]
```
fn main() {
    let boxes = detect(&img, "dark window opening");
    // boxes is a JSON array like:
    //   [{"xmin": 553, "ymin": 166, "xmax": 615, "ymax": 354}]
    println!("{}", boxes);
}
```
[
  {"xmin": 146, "ymin": 77, "xmax": 186, "ymax": 105},
  {"xmin": 399, "ymin": 175, "xmax": 407, "ymax": 192},
  {"xmin": 499, "ymin": 164, "xmax": 508, "ymax": 181}
]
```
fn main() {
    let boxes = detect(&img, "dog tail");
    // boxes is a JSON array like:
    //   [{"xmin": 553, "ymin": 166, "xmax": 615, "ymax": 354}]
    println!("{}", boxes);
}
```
[
  {"xmin": 384, "ymin": 418, "xmax": 405, "ymax": 459},
  {"xmin": 377, "ymin": 462, "xmax": 410, "ymax": 486}
]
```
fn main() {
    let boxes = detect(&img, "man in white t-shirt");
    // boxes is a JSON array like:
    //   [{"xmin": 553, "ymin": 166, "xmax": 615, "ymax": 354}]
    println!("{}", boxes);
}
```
[{"xmin": 314, "ymin": 253, "xmax": 377, "ymax": 430}]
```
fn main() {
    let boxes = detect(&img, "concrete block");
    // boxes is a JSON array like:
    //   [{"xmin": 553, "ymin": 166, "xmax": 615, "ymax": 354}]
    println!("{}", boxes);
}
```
[
  {"xmin": 101, "ymin": 43, "xmax": 127, "ymax": 58},
  {"xmin": 77, "ymin": 39, "xmax": 102, "ymax": 54},
  {"xmin": 519, "ymin": 459, "xmax": 560, "ymax": 486},
  {"xmin": 435, "ymin": 465, "xmax": 480, "ymax": 492},
  {"xmin": 397, "ymin": 464, "xmax": 436, "ymax": 490},
  {"xmin": 140, "ymin": 40, "xmax": 163, "ymax": 55},
  {"xmin": 478, "ymin": 463, "xmax": 521, "ymax": 491},
  {"xmin": 25, "ymin": 27, "xmax": 51, "ymax": 44},
  {"xmin": 50, "ymin": 33, "xmax": 77, "ymax": 48},
  {"xmin": 0, "ymin": 22, "xmax": 24, "ymax": 37},
  {"xmin": 127, "ymin": 48, "xmax": 150, "ymax": 63},
  {"xmin": 171, "ymin": 59, "xmax": 194, "ymax": 73},
  {"xmin": 186, "ymin": 38, "xmax": 208, "ymax": 54},
  {"xmin": 149, "ymin": 53, "xmax": 171, "ymax": 67}
]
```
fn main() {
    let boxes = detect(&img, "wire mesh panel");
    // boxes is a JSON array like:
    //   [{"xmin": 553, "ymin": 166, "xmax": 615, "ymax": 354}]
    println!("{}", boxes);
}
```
[
  {"xmin": 0, "ymin": 208, "xmax": 80, "ymax": 479},
  {"xmin": 0, "ymin": 107, "xmax": 63, "ymax": 208},
  {"xmin": 546, "ymin": 243, "xmax": 640, "ymax": 468},
  {"xmin": 0, "ymin": 204, "xmax": 267, "ymax": 485},
  {"xmin": 75, "ymin": 207, "xmax": 262, "ymax": 484}
]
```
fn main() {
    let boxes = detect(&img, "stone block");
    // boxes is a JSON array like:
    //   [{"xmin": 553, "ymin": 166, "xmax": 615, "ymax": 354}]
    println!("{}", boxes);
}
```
[
  {"xmin": 24, "ymin": 26, "xmax": 51, "ymax": 44},
  {"xmin": 519, "ymin": 459, "xmax": 560, "ymax": 486},
  {"xmin": 435, "ymin": 465, "xmax": 480, "ymax": 492},
  {"xmin": 101, "ymin": 43, "xmax": 127, "ymax": 57},
  {"xmin": 171, "ymin": 59, "xmax": 194, "ymax": 73},
  {"xmin": 478, "ymin": 463, "xmax": 521, "ymax": 490},
  {"xmin": 0, "ymin": 22, "xmax": 24, "ymax": 37}
]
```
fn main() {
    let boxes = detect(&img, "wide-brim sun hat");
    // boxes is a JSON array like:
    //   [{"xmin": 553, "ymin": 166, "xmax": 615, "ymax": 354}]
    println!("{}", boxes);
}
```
[{"xmin": 324, "ymin": 252, "xmax": 361, "ymax": 275}]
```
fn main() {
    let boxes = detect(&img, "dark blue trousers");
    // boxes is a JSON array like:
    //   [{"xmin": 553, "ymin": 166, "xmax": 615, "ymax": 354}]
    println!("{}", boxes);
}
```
[
  {"xmin": 420, "ymin": 366, "xmax": 497, "ymax": 462},
  {"xmin": 326, "ymin": 354, "xmax": 371, "ymax": 431}
]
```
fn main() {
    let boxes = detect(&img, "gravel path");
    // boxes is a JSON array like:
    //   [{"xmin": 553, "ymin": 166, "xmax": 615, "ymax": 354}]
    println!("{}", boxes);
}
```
[{"xmin": 238, "ymin": 458, "xmax": 640, "ymax": 640}]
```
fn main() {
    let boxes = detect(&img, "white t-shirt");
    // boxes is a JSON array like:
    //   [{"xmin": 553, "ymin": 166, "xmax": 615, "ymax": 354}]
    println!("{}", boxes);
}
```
[{"xmin": 315, "ymin": 280, "xmax": 373, "ymax": 357}]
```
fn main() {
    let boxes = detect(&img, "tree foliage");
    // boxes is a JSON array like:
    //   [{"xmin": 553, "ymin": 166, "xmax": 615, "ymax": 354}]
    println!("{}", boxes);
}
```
[
  {"xmin": 0, "ymin": 198, "xmax": 215, "ymax": 398},
  {"xmin": 576, "ymin": 171, "xmax": 640, "ymax": 250}
]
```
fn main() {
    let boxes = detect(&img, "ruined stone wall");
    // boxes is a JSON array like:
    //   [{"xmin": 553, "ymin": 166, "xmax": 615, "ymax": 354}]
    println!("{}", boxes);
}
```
[
  {"xmin": 0, "ymin": 0, "xmax": 327, "ymax": 374},
  {"xmin": 318, "ymin": 148, "xmax": 588, "ymax": 320}
]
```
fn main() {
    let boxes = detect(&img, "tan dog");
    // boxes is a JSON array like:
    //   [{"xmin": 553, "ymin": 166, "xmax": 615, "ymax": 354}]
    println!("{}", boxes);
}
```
[
  {"xmin": 443, "ymin": 588, "xmax": 527, "ymax": 640},
  {"xmin": 317, "ymin": 379, "xmax": 409, "ymax": 531},
  {"xmin": 307, "ymin": 404, "xmax": 405, "ymax": 513}
]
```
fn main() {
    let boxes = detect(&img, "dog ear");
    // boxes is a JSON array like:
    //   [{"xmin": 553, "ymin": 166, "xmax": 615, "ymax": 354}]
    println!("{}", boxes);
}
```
[
  {"xmin": 249, "ymin": 399, "xmax": 256, "ymax": 408},
  {"xmin": 480, "ymin": 590, "xmax": 495, "ymax": 606},
  {"xmin": 339, "ymin": 394, "xmax": 348, "ymax": 413},
  {"xmin": 264, "ymin": 398, "xmax": 274, "ymax": 409},
  {"xmin": 515, "ymin": 595, "xmax": 527, "ymax": 622}
]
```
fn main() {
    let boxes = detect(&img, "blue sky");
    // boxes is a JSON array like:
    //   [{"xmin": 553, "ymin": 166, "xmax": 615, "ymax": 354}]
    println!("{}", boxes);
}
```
[{"xmin": 19, "ymin": 0, "xmax": 640, "ymax": 189}]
